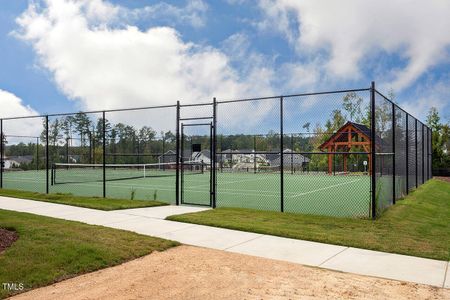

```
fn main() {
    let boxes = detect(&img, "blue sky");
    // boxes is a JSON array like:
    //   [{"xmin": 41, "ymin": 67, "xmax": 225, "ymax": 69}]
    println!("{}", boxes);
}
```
[{"xmin": 0, "ymin": 0, "xmax": 449, "ymax": 127}]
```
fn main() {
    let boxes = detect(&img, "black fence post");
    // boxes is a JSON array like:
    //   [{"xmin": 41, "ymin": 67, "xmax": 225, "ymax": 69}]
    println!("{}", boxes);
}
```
[
  {"xmin": 180, "ymin": 124, "xmax": 184, "ymax": 204},
  {"xmin": 427, "ymin": 127, "xmax": 430, "ymax": 180},
  {"xmin": 415, "ymin": 119, "xmax": 418, "ymax": 188},
  {"xmin": 175, "ymin": 101, "xmax": 180, "ymax": 206},
  {"xmin": 392, "ymin": 102, "xmax": 396, "ymax": 204},
  {"xmin": 405, "ymin": 114, "xmax": 409, "ymax": 194},
  {"xmin": 212, "ymin": 97, "xmax": 217, "ymax": 208},
  {"xmin": 422, "ymin": 123, "xmax": 425, "ymax": 184},
  {"xmin": 280, "ymin": 96, "xmax": 284, "ymax": 212},
  {"xmin": 46, "ymin": 115, "xmax": 49, "ymax": 194},
  {"xmin": 253, "ymin": 135, "xmax": 257, "ymax": 174},
  {"xmin": 370, "ymin": 81, "xmax": 376, "ymax": 219},
  {"xmin": 89, "ymin": 132, "xmax": 93, "ymax": 164},
  {"xmin": 102, "ymin": 111, "xmax": 106, "ymax": 198},
  {"xmin": 291, "ymin": 134, "xmax": 294, "ymax": 174},
  {"xmin": 209, "ymin": 122, "xmax": 213, "ymax": 206},
  {"xmin": 162, "ymin": 136, "xmax": 165, "ymax": 170},
  {"xmin": 429, "ymin": 128, "xmax": 432, "ymax": 179},
  {"xmin": 36, "ymin": 137, "xmax": 40, "ymax": 171},
  {"xmin": 65, "ymin": 138, "xmax": 69, "ymax": 164},
  {"xmin": 220, "ymin": 135, "xmax": 223, "ymax": 173},
  {"xmin": 0, "ymin": 119, "xmax": 3, "ymax": 189}
]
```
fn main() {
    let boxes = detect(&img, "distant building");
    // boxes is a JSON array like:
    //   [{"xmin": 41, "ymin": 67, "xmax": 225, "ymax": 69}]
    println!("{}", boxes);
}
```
[
  {"xmin": 4, "ymin": 159, "xmax": 20, "ymax": 169},
  {"xmin": 158, "ymin": 149, "xmax": 211, "ymax": 165},
  {"xmin": 220, "ymin": 149, "xmax": 268, "ymax": 164},
  {"xmin": 3, "ymin": 155, "xmax": 34, "ymax": 169},
  {"xmin": 268, "ymin": 149, "xmax": 310, "ymax": 169}
]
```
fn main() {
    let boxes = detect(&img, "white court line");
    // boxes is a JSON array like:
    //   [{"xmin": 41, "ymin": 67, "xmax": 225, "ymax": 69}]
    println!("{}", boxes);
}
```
[{"xmin": 289, "ymin": 178, "xmax": 362, "ymax": 198}]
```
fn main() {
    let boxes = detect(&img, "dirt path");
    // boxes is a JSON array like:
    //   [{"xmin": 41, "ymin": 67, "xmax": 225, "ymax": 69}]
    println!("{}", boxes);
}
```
[{"xmin": 11, "ymin": 246, "xmax": 449, "ymax": 300}]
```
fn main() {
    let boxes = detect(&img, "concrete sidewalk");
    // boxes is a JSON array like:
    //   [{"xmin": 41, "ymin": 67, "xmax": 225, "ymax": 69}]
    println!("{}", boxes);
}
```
[{"xmin": 0, "ymin": 196, "xmax": 448, "ymax": 288}]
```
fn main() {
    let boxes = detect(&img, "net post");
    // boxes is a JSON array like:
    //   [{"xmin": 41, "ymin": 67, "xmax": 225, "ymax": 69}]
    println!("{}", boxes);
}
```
[
  {"xmin": 175, "ymin": 101, "xmax": 180, "ymax": 206},
  {"xmin": 102, "ymin": 111, "xmax": 106, "ymax": 198},
  {"xmin": 415, "ymin": 119, "xmax": 418, "ymax": 188},
  {"xmin": 392, "ymin": 102, "xmax": 396, "ymax": 204},
  {"xmin": 405, "ymin": 113, "xmax": 409, "ymax": 194},
  {"xmin": 280, "ymin": 96, "xmax": 284, "ymax": 213},
  {"xmin": 212, "ymin": 97, "xmax": 217, "ymax": 208},
  {"xmin": 370, "ymin": 81, "xmax": 376, "ymax": 219},
  {"xmin": 46, "ymin": 115, "xmax": 49, "ymax": 194},
  {"xmin": 0, "ymin": 119, "xmax": 3, "ymax": 189}
]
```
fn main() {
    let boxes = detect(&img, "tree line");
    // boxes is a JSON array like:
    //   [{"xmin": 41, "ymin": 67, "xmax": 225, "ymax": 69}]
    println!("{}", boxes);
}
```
[{"xmin": 5, "ymin": 91, "xmax": 439, "ymax": 173}]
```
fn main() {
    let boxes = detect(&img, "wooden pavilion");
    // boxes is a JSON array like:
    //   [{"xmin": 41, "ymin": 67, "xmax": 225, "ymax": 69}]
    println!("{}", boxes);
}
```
[{"xmin": 319, "ymin": 121, "xmax": 372, "ymax": 174}]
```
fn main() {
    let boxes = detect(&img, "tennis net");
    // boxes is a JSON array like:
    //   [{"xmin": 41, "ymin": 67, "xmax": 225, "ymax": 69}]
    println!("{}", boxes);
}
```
[{"xmin": 51, "ymin": 161, "xmax": 205, "ymax": 185}]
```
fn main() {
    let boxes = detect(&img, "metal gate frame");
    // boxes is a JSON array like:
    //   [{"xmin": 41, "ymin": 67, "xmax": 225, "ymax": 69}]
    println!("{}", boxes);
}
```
[{"xmin": 180, "ymin": 122, "xmax": 213, "ymax": 207}]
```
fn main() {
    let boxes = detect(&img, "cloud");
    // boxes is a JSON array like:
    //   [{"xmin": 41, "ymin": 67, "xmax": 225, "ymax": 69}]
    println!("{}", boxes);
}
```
[
  {"xmin": 257, "ymin": 0, "xmax": 450, "ymax": 91},
  {"xmin": 14, "ymin": 0, "xmax": 275, "ymax": 131},
  {"xmin": 399, "ymin": 77, "xmax": 450, "ymax": 122},
  {"xmin": 0, "ymin": 89, "xmax": 42, "ymax": 138},
  {"xmin": 124, "ymin": 0, "xmax": 208, "ymax": 28}
]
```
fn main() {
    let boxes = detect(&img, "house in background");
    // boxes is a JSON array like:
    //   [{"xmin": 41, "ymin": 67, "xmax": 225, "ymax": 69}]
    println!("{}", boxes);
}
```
[
  {"xmin": 220, "ymin": 149, "xmax": 269, "ymax": 164},
  {"xmin": 2, "ymin": 156, "xmax": 14, "ymax": 169},
  {"xmin": 268, "ymin": 149, "xmax": 310, "ymax": 170},
  {"xmin": 2, "ymin": 155, "xmax": 33, "ymax": 169},
  {"xmin": 158, "ymin": 149, "xmax": 211, "ymax": 165}
]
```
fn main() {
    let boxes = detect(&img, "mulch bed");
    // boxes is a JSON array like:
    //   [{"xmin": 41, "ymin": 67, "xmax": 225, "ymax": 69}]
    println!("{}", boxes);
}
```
[
  {"xmin": 0, "ymin": 228, "xmax": 18, "ymax": 254},
  {"xmin": 435, "ymin": 176, "xmax": 450, "ymax": 183}
]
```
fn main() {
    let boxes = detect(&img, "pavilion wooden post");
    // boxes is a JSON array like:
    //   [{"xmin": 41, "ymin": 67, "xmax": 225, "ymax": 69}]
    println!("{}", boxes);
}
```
[{"xmin": 327, "ymin": 145, "xmax": 332, "ymax": 174}]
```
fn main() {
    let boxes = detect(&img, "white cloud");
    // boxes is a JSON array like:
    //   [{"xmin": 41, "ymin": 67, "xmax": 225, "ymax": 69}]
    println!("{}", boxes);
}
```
[
  {"xmin": 0, "ymin": 89, "xmax": 42, "ymax": 138},
  {"xmin": 14, "ymin": 0, "xmax": 275, "ymax": 132},
  {"xmin": 257, "ymin": 0, "xmax": 450, "ymax": 91},
  {"xmin": 399, "ymin": 78, "xmax": 450, "ymax": 122},
  {"xmin": 124, "ymin": 0, "xmax": 208, "ymax": 28}
]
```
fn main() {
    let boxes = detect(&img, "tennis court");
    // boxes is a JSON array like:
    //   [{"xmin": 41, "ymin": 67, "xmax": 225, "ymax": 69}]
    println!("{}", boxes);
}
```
[{"xmin": 2, "ymin": 168, "xmax": 371, "ymax": 217}]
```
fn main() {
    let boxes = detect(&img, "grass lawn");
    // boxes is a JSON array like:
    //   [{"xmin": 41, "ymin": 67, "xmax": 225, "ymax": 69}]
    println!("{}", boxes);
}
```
[
  {"xmin": 0, "ymin": 209, "xmax": 178, "ymax": 299},
  {"xmin": 168, "ymin": 178, "xmax": 450, "ymax": 261},
  {"xmin": 0, "ymin": 189, "xmax": 167, "ymax": 210}
]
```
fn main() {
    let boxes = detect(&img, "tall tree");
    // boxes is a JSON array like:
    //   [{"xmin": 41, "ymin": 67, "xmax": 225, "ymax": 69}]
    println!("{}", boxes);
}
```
[
  {"xmin": 427, "ymin": 107, "xmax": 450, "ymax": 169},
  {"xmin": 342, "ymin": 92, "xmax": 364, "ymax": 122}
]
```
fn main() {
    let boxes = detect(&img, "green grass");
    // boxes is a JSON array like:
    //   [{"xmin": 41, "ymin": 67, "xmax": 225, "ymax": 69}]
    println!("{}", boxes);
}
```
[
  {"xmin": 0, "ymin": 209, "xmax": 178, "ymax": 299},
  {"xmin": 0, "ymin": 189, "xmax": 167, "ymax": 210},
  {"xmin": 168, "ymin": 178, "xmax": 450, "ymax": 261}
]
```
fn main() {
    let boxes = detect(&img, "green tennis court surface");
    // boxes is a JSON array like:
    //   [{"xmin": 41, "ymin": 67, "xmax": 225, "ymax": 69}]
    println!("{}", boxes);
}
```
[{"xmin": 2, "ymin": 170, "xmax": 371, "ymax": 218}]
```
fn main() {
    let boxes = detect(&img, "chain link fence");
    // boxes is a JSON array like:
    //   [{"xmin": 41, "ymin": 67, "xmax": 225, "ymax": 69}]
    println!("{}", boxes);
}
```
[{"xmin": 0, "ymin": 83, "xmax": 432, "ymax": 218}]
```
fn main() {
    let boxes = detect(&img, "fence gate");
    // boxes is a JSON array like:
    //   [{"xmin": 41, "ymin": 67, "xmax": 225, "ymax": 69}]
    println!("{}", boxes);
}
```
[{"xmin": 180, "ymin": 122, "xmax": 213, "ymax": 206}]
